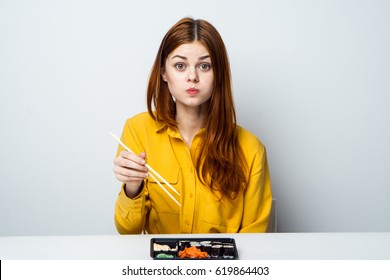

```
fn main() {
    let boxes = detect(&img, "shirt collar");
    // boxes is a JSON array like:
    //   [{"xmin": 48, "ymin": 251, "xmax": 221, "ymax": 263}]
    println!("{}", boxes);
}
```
[
  {"xmin": 155, "ymin": 121, "xmax": 167, "ymax": 133},
  {"xmin": 154, "ymin": 121, "xmax": 181, "ymax": 138},
  {"xmin": 155, "ymin": 121, "xmax": 206, "ymax": 139}
]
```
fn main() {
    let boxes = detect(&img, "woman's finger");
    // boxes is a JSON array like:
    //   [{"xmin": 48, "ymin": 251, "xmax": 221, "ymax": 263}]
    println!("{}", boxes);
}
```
[
  {"xmin": 119, "ymin": 150, "xmax": 146, "ymax": 165},
  {"xmin": 114, "ymin": 155, "xmax": 147, "ymax": 172}
]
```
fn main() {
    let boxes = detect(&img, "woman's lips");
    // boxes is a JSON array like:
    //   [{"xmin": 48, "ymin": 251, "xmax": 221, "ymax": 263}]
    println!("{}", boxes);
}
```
[{"xmin": 186, "ymin": 88, "xmax": 199, "ymax": 95}]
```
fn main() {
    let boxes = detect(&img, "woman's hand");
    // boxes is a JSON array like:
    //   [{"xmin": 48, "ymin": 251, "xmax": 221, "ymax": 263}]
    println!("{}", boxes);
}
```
[{"xmin": 113, "ymin": 151, "xmax": 148, "ymax": 198}]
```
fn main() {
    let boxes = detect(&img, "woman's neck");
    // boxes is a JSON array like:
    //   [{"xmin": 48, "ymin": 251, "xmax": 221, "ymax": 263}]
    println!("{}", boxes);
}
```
[{"xmin": 175, "ymin": 105, "xmax": 207, "ymax": 147}]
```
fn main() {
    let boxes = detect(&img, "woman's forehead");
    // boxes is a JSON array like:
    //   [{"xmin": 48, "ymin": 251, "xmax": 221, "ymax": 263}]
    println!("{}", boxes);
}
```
[{"xmin": 168, "ymin": 41, "xmax": 210, "ymax": 60}]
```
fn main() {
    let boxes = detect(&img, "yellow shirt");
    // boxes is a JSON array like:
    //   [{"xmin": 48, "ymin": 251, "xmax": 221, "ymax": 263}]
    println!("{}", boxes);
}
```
[{"xmin": 114, "ymin": 112, "xmax": 272, "ymax": 234}]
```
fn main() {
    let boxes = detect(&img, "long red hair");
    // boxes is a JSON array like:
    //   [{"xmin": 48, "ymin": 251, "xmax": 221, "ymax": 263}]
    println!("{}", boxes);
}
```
[{"xmin": 147, "ymin": 18, "xmax": 247, "ymax": 199}]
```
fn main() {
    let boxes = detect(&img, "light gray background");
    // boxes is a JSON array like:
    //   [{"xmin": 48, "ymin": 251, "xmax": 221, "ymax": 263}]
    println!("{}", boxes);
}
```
[{"xmin": 1, "ymin": 0, "xmax": 389, "ymax": 236}]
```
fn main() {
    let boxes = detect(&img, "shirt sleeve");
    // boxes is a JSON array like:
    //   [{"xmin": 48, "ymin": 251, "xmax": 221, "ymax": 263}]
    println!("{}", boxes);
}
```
[
  {"xmin": 113, "ymin": 116, "xmax": 151, "ymax": 234},
  {"xmin": 114, "ymin": 183, "xmax": 148, "ymax": 234},
  {"xmin": 239, "ymin": 145, "xmax": 273, "ymax": 233}
]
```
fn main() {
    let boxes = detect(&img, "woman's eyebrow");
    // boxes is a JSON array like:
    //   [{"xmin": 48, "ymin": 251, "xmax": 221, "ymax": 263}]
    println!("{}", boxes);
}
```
[
  {"xmin": 171, "ymin": 55, "xmax": 210, "ymax": 60},
  {"xmin": 172, "ymin": 55, "xmax": 187, "ymax": 60},
  {"xmin": 199, "ymin": 55, "xmax": 210, "ymax": 60}
]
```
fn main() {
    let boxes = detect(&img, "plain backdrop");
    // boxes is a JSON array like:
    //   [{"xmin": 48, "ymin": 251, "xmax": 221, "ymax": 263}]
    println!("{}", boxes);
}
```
[{"xmin": 1, "ymin": 0, "xmax": 389, "ymax": 236}]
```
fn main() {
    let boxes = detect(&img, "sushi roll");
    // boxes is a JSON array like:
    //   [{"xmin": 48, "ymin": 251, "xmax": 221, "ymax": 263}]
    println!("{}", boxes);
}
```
[
  {"xmin": 222, "ymin": 244, "xmax": 235, "ymax": 259},
  {"xmin": 190, "ymin": 241, "xmax": 201, "ymax": 249},
  {"xmin": 210, "ymin": 244, "xmax": 223, "ymax": 258}
]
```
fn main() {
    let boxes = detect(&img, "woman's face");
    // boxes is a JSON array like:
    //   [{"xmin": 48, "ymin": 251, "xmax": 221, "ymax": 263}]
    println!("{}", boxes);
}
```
[{"xmin": 162, "ymin": 41, "xmax": 214, "ymax": 111}]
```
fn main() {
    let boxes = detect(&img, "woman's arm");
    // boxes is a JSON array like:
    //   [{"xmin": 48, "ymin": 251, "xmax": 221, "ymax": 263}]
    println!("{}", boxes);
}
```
[
  {"xmin": 239, "ymin": 142, "xmax": 273, "ymax": 233},
  {"xmin": 113, "ymin": 116, "xmax": 151, "ymax": 234},
  {"xmin": 114, "ymin": 182, "xmax": 148, "ymax": 234}
]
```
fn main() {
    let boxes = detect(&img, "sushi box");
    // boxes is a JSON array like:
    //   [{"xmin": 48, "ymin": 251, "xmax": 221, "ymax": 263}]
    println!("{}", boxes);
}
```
[{"xmin": 150, "ymin": 237, "xmax": 238, "ymax": 260}]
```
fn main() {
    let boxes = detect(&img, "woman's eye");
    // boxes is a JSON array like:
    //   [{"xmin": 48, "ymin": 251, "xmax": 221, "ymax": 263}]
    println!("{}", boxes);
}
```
[
  {"xmin": 198, "ymin": 63, "xmax": 211, "ymax": 71},
  {"xmin": 175, "ymin": 63, "xmax": 186, "ymax": 70}
]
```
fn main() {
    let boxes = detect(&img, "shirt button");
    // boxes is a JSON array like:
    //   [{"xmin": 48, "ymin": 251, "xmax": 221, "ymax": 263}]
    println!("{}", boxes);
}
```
[
  {"xmin": 189, "ymin": 193, "xmax": 193, "ymax": 198},
  {"xmin": 185, "ymin": 220, "xmax": 190, "ymax": 226}
]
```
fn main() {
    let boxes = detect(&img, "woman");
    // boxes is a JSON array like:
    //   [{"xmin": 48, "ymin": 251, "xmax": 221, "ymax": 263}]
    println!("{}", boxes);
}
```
[{"xmin": 113, "ymin": 17, "xmax": 272, "ymax": 234}]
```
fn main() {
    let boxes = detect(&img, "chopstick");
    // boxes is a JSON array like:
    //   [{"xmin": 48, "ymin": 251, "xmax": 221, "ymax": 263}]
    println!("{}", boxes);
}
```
[{"xmin": 109, "ymin": 132, "xmax": 181, "ymax": 207}]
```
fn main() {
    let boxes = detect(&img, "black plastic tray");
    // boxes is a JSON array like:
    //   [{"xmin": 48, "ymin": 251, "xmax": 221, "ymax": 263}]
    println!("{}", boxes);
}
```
[{"xmin": 150, "ymin": 237, "xmax": 238, "ymax": 260}]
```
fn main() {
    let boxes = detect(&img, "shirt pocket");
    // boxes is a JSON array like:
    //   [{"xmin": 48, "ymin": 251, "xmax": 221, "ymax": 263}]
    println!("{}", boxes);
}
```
[
  {"xmin": 146, "ymin": 164, "xmax": 181, "ymax": 214},
  {"xmin": 201, "ymin": 194, "xmax": 243, "ymax": 232}
]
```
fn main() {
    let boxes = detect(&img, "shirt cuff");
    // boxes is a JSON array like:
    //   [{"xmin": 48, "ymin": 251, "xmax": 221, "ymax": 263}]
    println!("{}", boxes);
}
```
[{"xmin": 117, "ymin": 183, "xmax": 144, "ymax": 210}]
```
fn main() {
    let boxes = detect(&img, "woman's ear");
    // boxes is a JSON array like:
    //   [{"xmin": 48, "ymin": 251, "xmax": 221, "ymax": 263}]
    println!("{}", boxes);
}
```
[
  {"xmin": 161, "ymin": 66, "xmax": 167, "ymax": 82},
  {"xmin": 161, "ymin": 73, "xmax": 167, "ymax": 82}
]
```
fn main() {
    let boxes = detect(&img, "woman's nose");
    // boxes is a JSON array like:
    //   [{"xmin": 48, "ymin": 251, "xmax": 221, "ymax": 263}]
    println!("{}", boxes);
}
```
[{"xmin": 187, "ymin": 69, "xmax": 199, "ymax": 82}]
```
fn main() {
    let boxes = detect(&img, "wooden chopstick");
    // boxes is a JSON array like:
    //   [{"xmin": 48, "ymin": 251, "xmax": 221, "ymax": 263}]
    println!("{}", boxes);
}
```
[
  {"xmin": 109, "ymin": 132, "xmax": 181, "ymax": 207},
  {"xmin": 109, "ymin": 132, "xmax": 180, "ymax": 196},
  {"xmin": 146, "ymin": 171, "xmax": 181, "ymax": 207}
]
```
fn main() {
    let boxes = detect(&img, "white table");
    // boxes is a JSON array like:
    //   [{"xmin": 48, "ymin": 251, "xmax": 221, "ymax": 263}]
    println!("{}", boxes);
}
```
[{"xmin": 1, "ymin": 233, "xmax": 389, "ymax": 260}]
